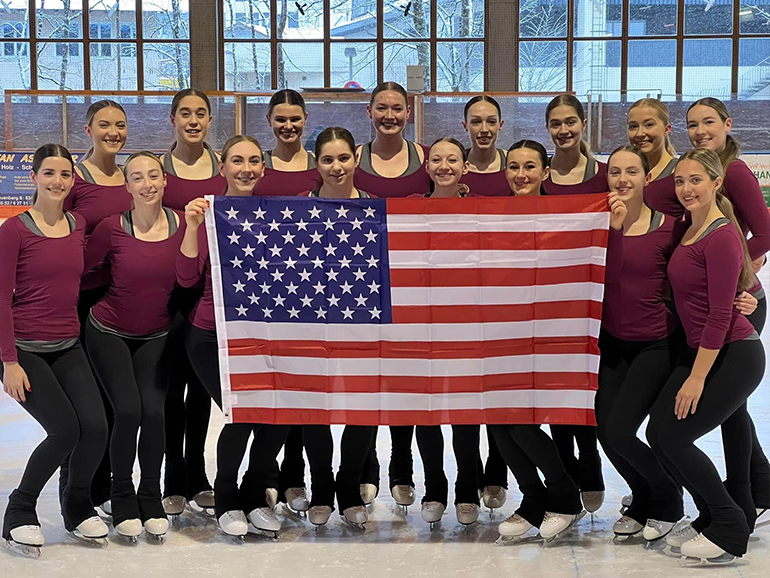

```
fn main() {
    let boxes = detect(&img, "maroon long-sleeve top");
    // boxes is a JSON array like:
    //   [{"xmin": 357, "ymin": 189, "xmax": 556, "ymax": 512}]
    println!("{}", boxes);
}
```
[
  {"xmin": 176, "ymin": 225, "xmax": 215, "ymax": 331},
  {"xmin": 543, "ymin": 161, "xmax": 608, "ymax": 195},
  {"xmin": 163, "ymin": 173, "xmax": 226, "ymax": 211}
]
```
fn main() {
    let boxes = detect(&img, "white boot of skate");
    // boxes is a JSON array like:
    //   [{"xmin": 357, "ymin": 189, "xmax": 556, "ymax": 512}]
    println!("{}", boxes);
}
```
[
  {"xmin": 144, "ymin": 518, "xmax": 169, "ymax": 544},
  {"xmin": 68, "ymin": 516, "xmax": 109, "ymax": 547},
  {"xmin": 496, "ymin": 513, "xmax": 534, "ymax": 544},
  {"xmin": 115, "ymin": 519, "xmax": 142, "ymax": 545},
  {"xmin": 218, "ymin": 510, "xmax": 248, "ymax": 544},
  {"xmin": 3, "ymin": 525, "xmax": 44, "ymax": 558}
]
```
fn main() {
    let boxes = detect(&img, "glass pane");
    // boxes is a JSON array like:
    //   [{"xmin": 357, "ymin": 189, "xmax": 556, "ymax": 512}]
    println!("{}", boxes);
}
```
[
  {"xmin": 627, "ymin": 39, "xmax": 676, "ymax": 99},
  {"xmin": 142, "ymin": 0, "xmax": 189, "ymax": 40},
  {"xmin": 276, "ymin": 42, "xmax": 324, "ymax": 89},
  {"xmin": 2, "ymin": 2, "xmax": 30, "ymax": 40},
  {"xmin": 223, "ymin": 0, "xmax": 271, "ymax": 39},
  {"xmin": 683, "ymin": 38, "xmax": 732, "ymax": 98},
  {"xmin": 436, "ymin": 41, "xmax": 483, "ymax": 91},
  {"xmin": 740, "ymin": 1, "xmax": 770, "ymax": 34},
  {"xmin": 0, "ymin": 42, "xmax": 31, "ymax": 89},
  {"xmin": 574, "ymin": 0, "xmax": 621, "ymax": 37},
  {"xmin": 383, "ymin": 0, "xmax": 430, "ymax": 39},
  {"xmin": 383, "ymin": 41, "xmax": 430, "ymax": 89},
  {"xmin": 277, "ymin": 0, "xmax": 323, "ymax": 40},
  {"xmin": 685, "ymin": 0, "xmax": 732, "ymax": 35},
  {"xmin": 36, "ymin": 41, "xmax": 85, "ymax": 89},
  {"xmin": 224, "ymin": 41, "xmax": 272, "ymax": 90},
  {"xmin": 437, "ymin": 0, "xmax": 484, "ymax": 38},
  {"xmin": 330, "ymin": 0, "xmax": 377, "ymax": 40},
  {"xmin": 89, "ymin": 0, "xmax": 136, "ymax": 39},
  {"xmin": 36, "ymin": 0, "xmax": 84, "ymax": 39},
  {"xmin": 573, "ymin": 40, "xmax": 621, "ymax": 101},
  {"xmin": 330, "ymin": 42, "xmax": 377, "ymax": 89},
  {"xmin": 739, "ymin": 37, "xmax": 770, "ymax": 99},
  {"xmin": 629, "ymin": 0, "xmax": 677, "ymax": 36},
  {"xmin": 519, "ymin": 0, "xmax": 567, "ymax": 38},
  {"xmin": 143, "ymin": 41, "xmax": 190, "ymax": 89},
  {"xmin": 89, "ymin": 42, "xmax": 137, "ymax": 89},
  {"xmin": 518, "ymin": 40, "xmax": 567, "ymax": 91}
]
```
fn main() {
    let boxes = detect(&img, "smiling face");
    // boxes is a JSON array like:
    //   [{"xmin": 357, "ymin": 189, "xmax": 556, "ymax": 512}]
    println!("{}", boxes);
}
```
[
  {"xmin": 171, "ymin": 95, "xmax": 212, "ymax": 145},
  {"xmin": 463, "ymin": 101, "xmax": 503, "ymax": 151},
  {"xmin": 367, "ymin": 90, "xmax": 409, "ymax": 136},
  {"xmin": 674, "ymin": 158, "xmax": 722, "ymax": 213},
  {"xmin": 30, "ymin": 156, "xmax": 74, "ymax": 205},
  {"xmin": 219, "ymin": 141, "xmax": 265, "ymax": 195},
  {"xmin": 85, "ymin": 106, "xmax": 127, "ymax": 156},
  {"xmin": 268, "ymin": 103, "xmax": 307, "ymax": 145},
  {"xmin": 547, "ymin": 104, "xmax": 586, "ymax": 152},
  {"xmin": 627, "ymin": 106, "xmax": 670, "ymax": 157},
  {"xmin": 317, "ymin": 138, "xmax": 357, "ymax": 188},
  {"xmin": 426, "ymin": 141, "xmax": 469, "ymax": 189},
  {"xmin": 125, "ymin": 156, "xmax": 166, "ymax": 208},
  {"xmin": 687, "ymin": 104, "xmax": 732, "ymax": 153},
  {"xmin": 607, "ymin": 150, "xmax": 650, "ymax": 203},
  {"xmin": 505, "ymin": 147, "xmax": 549, "ymax": 196}
]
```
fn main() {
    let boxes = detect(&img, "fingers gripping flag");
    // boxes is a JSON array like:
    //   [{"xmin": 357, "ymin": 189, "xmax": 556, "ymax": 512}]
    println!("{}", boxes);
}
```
[{"xmin": 206, "ymin": 194, "xmax": 610, "ymax": 426}]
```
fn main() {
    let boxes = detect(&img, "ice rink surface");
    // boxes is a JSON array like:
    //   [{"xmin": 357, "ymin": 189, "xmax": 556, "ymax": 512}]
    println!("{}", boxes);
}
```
[{"xmin": 2, "ymin": 273, "xmax": 770, "ymax": 577}]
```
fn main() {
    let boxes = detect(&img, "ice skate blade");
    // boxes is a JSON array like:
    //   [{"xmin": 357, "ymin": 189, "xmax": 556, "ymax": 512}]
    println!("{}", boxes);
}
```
[
  {"xmin": 613, "ymin": 532, "xmax": 643, "ymax": 545},
  {"xmin": 496, "ymin": 532, "xmax": 539, "ymax": 546},
  {"xmin": 117, "ymin": 534, "xmax": 138, "ymax": 546},
  {"xmin": 187, "ymin": 502, "xmax": 215, "ymax": 518},
  {"xmin": 282, "ymin": 504, "xmax": 308, "ymax": 521},
  {"xmin": 95, "ymin": 508, "xmax": 112, "ymax": 523},
  {"xmin": 2, "ymin": 539, "xmax": 42, "ymax": 559},
  {"xmin": 247, "ymin": 524, "xmax": 279, "ymax": 540},
  {"xmin": 66, "ymin": 532, "xmax": 108, "ymax": 548},
  {"xmin": 395, "ymin": 504, "xmax": 409, "ymax": 517},
  {"xmin": 679, "ymin": 553, "xmax": 736, "ymax": 567},
  {"xmin": 168, "ymin": 514, "xmax": 183, "ymax": 526},
  {"xmin": 146, "ymin": 533, "xmax": 166, "ymax": 545},
  {"xmin": 226, "ymin": 534, "xmax": 246, "ymax": 545},
  {"xmin": 342, "ymin": 519, "xmax": 366, "ymax": 531}
]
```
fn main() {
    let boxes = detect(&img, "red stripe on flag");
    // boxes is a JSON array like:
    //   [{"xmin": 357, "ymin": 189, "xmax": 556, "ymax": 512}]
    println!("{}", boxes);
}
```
[
  {"xmin": 230, "ymin": 407, "xmax": 597, "ymax": 426},
  {"xmin": 390, "ymin": 264, "xmax": 606, "ymax": 287},
  {"xmin": 385, "ymin": 194, "xmax": 609, "ymax": 216},
  {"xmin": 228, "ymin": 372, "xmax": 598, "ymax": 393},
  {"xmin": 391, "ymin": 300, "xmax": 603, "ymax": 324},
  {"xmin": 387, "ymin": 229, "xmax": 609, "ymax": 252}
]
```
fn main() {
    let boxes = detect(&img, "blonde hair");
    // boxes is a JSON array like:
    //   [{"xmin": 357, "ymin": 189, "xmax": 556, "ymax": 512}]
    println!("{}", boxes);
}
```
[
  {"xmin": 122, "ymin": 151, "xmax": 164, "ymax": 178},
  {"xmin": 687, "ymin": 98, "xmax": 740, "ymax": 172},
  {"xmin": 220, "ymin": 134, "xmax": 263, "ymax": 162},
  {"xmin": 678, "ymin": 148, "xmax": 755, "ymax": 291},
  {"xmin": 628, "ymin": 98, "xmax": 676, "ymax": 157}
]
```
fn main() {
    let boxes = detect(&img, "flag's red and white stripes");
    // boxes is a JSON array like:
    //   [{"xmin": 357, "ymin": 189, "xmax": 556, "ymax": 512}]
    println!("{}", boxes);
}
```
[{"xmin": 213, "ymin": 194, "xmax": 610, "ymax": 425}]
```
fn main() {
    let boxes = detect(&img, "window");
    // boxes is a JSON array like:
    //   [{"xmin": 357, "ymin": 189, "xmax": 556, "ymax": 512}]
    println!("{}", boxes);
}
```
[{"xmin": 3, "ymin": 22, "xmax": 28, "ymax": 57}]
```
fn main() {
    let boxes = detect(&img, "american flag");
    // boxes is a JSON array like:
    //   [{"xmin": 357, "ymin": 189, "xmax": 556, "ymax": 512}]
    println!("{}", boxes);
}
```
[{"xmin": 206, "ymin": 194, "xmax": 609, "ymax": 426}]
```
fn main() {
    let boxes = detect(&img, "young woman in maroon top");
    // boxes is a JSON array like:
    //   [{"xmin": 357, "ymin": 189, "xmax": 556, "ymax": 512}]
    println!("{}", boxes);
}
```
[
  {"xmin": 161, "ymin": 89, "xmax": 224, "ymax": 519},
  {"xmin": 647, "ymin": 149, "xmax": 765, "ymax": 561},
  {"xmin": 458, "ymin": 96, "xmax": 511, "ymax": 196},
  {"xmin": 542, "ymin": 95, "xmax": 607, "ymax": 513},
  {"xmin": 177, "ymin": 135, "xmax": 290, "ymax": 540},
  {"xmin": 354, "ymin": 81, "xmax": 431, "ymax": 198},
  {"xmin": 82, "ymin": 152, "xmax": 184, "ymax": 543},
  {"xmin": 494, "ymin": 139, "xmax": 627, "ymax": 542},
  {"xmin": 0, "ymin": 145, "xmax": 109, "ymax": 554},
  {"xmin": 253, "ymin": 89, "xmax": 320, "ymax": 196}
]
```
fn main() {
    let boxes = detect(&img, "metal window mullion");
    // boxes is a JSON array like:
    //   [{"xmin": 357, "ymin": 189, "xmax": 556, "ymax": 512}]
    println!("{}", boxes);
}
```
[
  {"xmin": 137, "ymin": 0, "xmax": 145, "ymax": 90},
  {"xmin": 566, "ymin": 0, "xmax": 574, "ymax": 92},
  {"xmin": 29, "ymin": 0, "xmax": 38, "ymax": 90},
  {"xmin": 675, "ymin": 0, "xmax": 684, "ymax": 98},
  {"xmin": 376, "ymin": 0, "xmax": 383, "ymax": 85},
  {"xmin": 218, "ymin": 0, "xmax": 225, "ymax": 90},
  {"xmin": 513, "ymin": 0, "xmax": 520, "ymax": 91},
  {"xmin": 731, "ymin": 0, "xmax": 740, "ymax": 95},
  {"xmin": 323, "ymin": 0, "xmax": 330, "ymax": 88},
  {"xmin": 429, "ymin": 0, "xmax": 437, "ymax": 92},
  {"xmin": 621, "ymin": 0, "xmax": 629, "ymax": 97},
  {"xmin": 83, "ymin": 2, "xmax": 91, "ymax": 90},
  {"xmin": 270, "ymin": 0, "xmax": 277, "ymax": 90}
]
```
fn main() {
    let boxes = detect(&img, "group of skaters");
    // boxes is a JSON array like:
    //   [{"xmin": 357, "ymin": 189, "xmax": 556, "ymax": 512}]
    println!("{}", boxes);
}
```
[{"xmin": 0, "ymin": 82, "xmax": 768, "ymax": 567}]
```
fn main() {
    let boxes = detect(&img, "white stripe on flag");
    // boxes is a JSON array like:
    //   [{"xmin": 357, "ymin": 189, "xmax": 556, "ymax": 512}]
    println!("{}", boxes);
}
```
[
  {"xmin": 387, "ymin": 247, "xmax": 607, "ymax": 269},
  {"xmin": 387, "ymin": 212, "xmax": 610, "ymax": 233},
  {"xmin": 390, "ymin": 282, "xmax": 605, "ymax": 306}
]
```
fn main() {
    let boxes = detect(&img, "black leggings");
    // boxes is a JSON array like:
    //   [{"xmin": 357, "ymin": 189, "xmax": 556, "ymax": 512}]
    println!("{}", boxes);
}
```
[
  {"xmin": 2, "ymin": 344, "xmax": 107, "ymax": 538},
  {"xmin": 595, "ymin": 331, "xmax": 683, "ymax": 524},
  {"xmin": 336, "ymin": 426, "xmax": 379, "ymax": 512},
  {"xmin": 490, "ymin": 424, "xmax": 582, "ymax": 527},
  {"xmin": 184, "ymin": 323, "xmax": 289, "ymax": 518},
  {"xmin": 550, "ymin": 424, "xmax": 604, "ymax": 492},
  {"xmin": 647, "ymin": 339, "xmax": 765, "ymax": 557},
  {"xmin": 84, "ymin": 322, "xmax": 169, "ymax": 524},
  {"xmin": 389, "ymin": 425, "xmax": 415, "ymax": 488}
]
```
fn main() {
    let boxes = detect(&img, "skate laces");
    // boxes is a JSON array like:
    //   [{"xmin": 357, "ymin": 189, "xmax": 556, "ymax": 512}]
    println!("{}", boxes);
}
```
[
  {"xmin": 645, "ymin": 519, "xmax": 665, "ymax": 531},
  {"xmin": 504, "ymin": 513, "xmax": 524, "ymax": 524},
  {"xmin": 541, "ymin": 512, "xmax": 562, "ymax": 526},
  {"xmin": 226, "ymin": 510, "xmax": 247, "ymax": 524},
  {"xmin": 671, "ymin": 523, "xmax": 694, "ymax": 538},
  {"xmin": 458, "ymin": 503, "xmax": 476, "ymax": 515}
]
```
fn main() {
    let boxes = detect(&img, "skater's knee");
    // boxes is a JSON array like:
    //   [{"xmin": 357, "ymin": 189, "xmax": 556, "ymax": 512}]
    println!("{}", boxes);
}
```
[
  {"xmin": 80, "ymin": 411, "xmax": 109, "ymax": 443},
  {"xmin": 113, "ymin": 405, "xmax": 141, "ymax": 433}
]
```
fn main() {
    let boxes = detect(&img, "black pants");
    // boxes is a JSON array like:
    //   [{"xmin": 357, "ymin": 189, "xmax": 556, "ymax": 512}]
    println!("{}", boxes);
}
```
[
  {"xmin": 2, "ymin": 344, "xmax": 107, "ymax": 538},
  {"xmin": 595, "ymin": 331, "xmax": 683, "ymax": 524},
  {"xmin": 267, "ymin": 425, "xmax": 306, "ymax": 497},
  {"xmin": 163, "ymin": 301, "xmax": 213, "ymax": 500},
  {"xmin": 490, "ymin": 424, "xmax": 582, "ymax": 527},
  {"xmin": 336, "ymin": 426, "xmax": 379, "ymax": 511},
  {"xmin": 184, "ymin": 323, "xmax": 289, "ymax": 518},
  {"xmin": 647, "ymin": 339, "xmax": 765, "ymax": 557},
  {"xmin": 389, "ymin": 425, "xmax": 415, "ymax": 488},
  {"xmin": 84, "ymin": 322, "xmax": 169, "ymax": 524},
  {"xmin": 361, "ymin": 432, "xmax": 380, "ymax": 488},
  {"xmin": 550, "ymin": 424, "xmax": 604, "ymax": 492}
]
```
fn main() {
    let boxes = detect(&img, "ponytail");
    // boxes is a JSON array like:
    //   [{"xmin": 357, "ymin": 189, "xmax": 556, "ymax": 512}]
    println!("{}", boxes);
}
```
[
  {"xmin": 578, "ymin": 140, "xmax": 594, "ymax": 161},
  {"xmin": 716, "ymin": 192, "xmax": 755, "ymax": 292}
]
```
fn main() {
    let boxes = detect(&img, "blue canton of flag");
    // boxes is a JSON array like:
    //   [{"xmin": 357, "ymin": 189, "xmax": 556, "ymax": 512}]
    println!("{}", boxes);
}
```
[{"xmin": 214, "ymin": 196, "xmax": 393, "ymax": 324}]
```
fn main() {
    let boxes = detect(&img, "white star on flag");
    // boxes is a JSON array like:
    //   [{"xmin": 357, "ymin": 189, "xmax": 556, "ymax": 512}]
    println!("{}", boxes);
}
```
[
  {"xmin": 230, "ymin": 256, "xmax": 243, "ymax": 268},
  {"xmin": 364, "ymin": 206, "xmax": 376, "ymax": 218},
  {"xmin": 226, "ymin": 207, "xmax": 239, "ymax": 220},
  {"xmin": 366, "ymin": 255, "xmax": 379, "ymax": 268},
  {"xmin": 257, "ymin": 256, "xmax": 269, "ymax": 269},
  {"xmin": 300, "ymin": 294, "xmax": 313, "ymax": 307},
  {"xmin": 327, "ymin": 294, "xmax": 340, "ymax": 307},
  {"xmin": 242, "ymin": 244, "xmax": 256, "ymax": 257},
  {"xmin": 335, "ymin": 205, "xmax": 350, "ymax": 219},
  {"xmin": 248, "ymin": 293, "xmax": 260, "ymax": 304},
  {"xmin": 253, "ymin": 208, "xmax": 266, "ymax": 220},
  {"xmin": 233, "ymin": 280, "xmax": 245, "ymax": 293},
  {"xmin": 281, "ymin": 206, "xmax": 294, "ymax": 220},
  {"xmin": 245, "ymin": 269, "xmax": 258, "ymax": 281},
  {"xmin": 255, "ymin": 231, "xmax": 268, "ymax": 244},
  {"xmin": 341, "ymin": 307, "xmax": 355, "ymax": 319},
  {"xmin": 228, "ymin": 231, "xmax": 241, "ymax": 244},
  {"xmin": 240, "ymin": 220, "xmax": 254, "ymax": 232},
  {"xmin": 236, "ymin": 304, "xmax": 248, "ymax": 316},
  {"xmin": 370, "ymin": 307, "xmax": 381, "ymax": 319},
  {"xmin": 268, "ymin": 220, "xmax": 280, "ymax": 231},
  {"xmin": 308, "ymin": 206, "xmax": 322, "ymax": 219},
  {"xmin": 315, "ymin": 307, "xmax": 327, "ymax": 319}
]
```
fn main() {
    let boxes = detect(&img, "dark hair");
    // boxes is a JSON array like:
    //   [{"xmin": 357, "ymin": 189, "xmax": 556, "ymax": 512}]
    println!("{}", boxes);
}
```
[
  {"xmin": 687, "ymin": 97, "xmax": 740, "ymax": 172},
  {"xmin": 122, "ymin": 151, "xmax": 165, "ymax": 178},
  {"xmin": 86, "ymin": 99, "xmax": 126, "ymax": 127},
  {"xmin": 507, "ymin": 139, "xmax": 549, "ymax": 170},
  {"xmin": 463, "ymin": 95, "xmax": 502, "ymax": 120},
  {"xmin": 314, "ymin": 127, "xmax": 356, "ymax": 159},
  {"xmin": 221, "ymin": 135, "xmax": 264, "ymax": 162},
  {"xmin": 171, "ymin": 88, "xmax": 211, "ymax": 116},
  {"xmin": 369, "ymin": 81, "xmax": 408, "ymax": 106},
  {"xmin": 31, "ymin": 144, "xmax": 74, "ymax": 204},
  {"xmin": 267, "ymin": 89, "xmax": 307, "ymax": 117},
  {"xmin": 430, "ymin": 137, "xmax": 468, "ymax": 162},
  {"xmin": 608, "ymin": 144, "xmax": 651, "ymax": 177},
  {"xmin": 545, "ymin": 94, "xmax": 593, "ymax": 159}
]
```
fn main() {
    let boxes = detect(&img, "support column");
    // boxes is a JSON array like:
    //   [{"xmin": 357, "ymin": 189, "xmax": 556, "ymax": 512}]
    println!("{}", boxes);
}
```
[
  {"xmin": 487, "ymin": 0, "xmax": 518, "ymax": 91},
  {"xmin": 189, "ymin": 0, "xmax": 219, "ymax": 90}
]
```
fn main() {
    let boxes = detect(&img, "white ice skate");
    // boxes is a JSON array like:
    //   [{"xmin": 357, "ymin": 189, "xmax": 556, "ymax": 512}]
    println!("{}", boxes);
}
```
[
  {"xmin": 392, "ymin": 485, "xmax": 415, "ymax": 515},
  {"xmin": 189, "ymin": 491, "xmax": 215, "ymax": 517},
  {"xmin": 218, "ymin": 510, "xmax": 248, "ymax": 544},
  {"xmin": 643, "ymin": 519, "xmax": 677, "ymax": 549},
  {"xmin": 265, "ymin": 488, "xmax": 279, "ymax": 511},
  {"xmin": 679, "ymin": 533, "xmax": 736, "ymax": 567},
  {"xmin": 482, "ymin": 486, "xmax": 507, "ymax": 512},
  {"xmin": 665, "ymin": 518, "xmax": 697, "ymax": 554},
  {"xmin": 612, "ymin": 515, "xmax": 643, "ymax": 544},
  {"xmin": 539, "ymin": 511, "xmax": 586, "ymax": 546},
  {"xmin": 619, "ymin": 494, "xmax": 633, "ymax": 515},
  {"xmin": 144, "ymin": 518, "xmax": 169, "ymax": 544},
  {"xmin": 359, "ymin": 483, "xmax": 378, "ymax": 507},
  {"xmin": 2, "ymin": 525, "xmax": 44, "ymax": 558},
  {"xmin": 67, "ymin": 516, "xmax": 109, "ymax": 547},
  {"xmin": 421, "ymin": 501, "xmax": 445, "ymax": 530},
  {"xmin": 581, "ymin": 491, "xmax": 604, "ymax": 519},
  {"xmin": 163, "ymin": 495, "xmax": 186, "ymax": 524},
  {"xmin": 95, "ymin": 500, "xmax": 112, "ymax": 522},
  {"xmin": 308, "ymin": 505, "xmax": 332, "ymax": 527},
  {"xmin": 496, "ymin": 513, "xmax": 535, "ymax": 545},
  {"xmin": 247, "ymin": 507, "xmax": 281, "ymax": 539},
  {"xmin": 115, "ymin": 518, "xmax": 142, "ymax": 545},
  {"xmin": 456, "ymin": 503, "xmax": 479, "ymax": 526},
  {"xmin": 342, "ymin": 505, "xmax": 368, "ymax": 530},
  {"xmin": 284, "ymin": 487, "xmax": 309, "ymax": 518}
]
